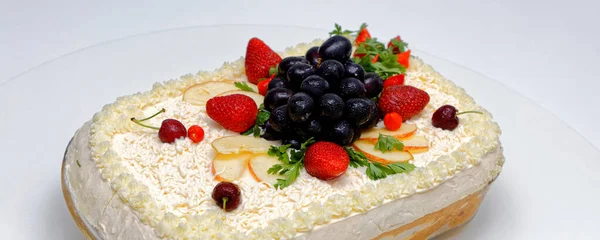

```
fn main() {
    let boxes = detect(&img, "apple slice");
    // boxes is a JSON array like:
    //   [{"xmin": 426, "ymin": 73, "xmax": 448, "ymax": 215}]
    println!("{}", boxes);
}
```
[
  {"xmin": 352, "ymin": 140, "xmax": 413, "ymax": 164},
  {"xmin": 216, "ymin": 90, "xmax": 263, "ymax": 107},
  {"xmin": 248, "ymin": 154, "xmax": 280, "ymax": 185},
  {"xmin": 212, "ymin": 153, "xmax": 251, "ymax": 181},
  {"xmin": 182, "ymin": 81, "xmax": 239, "ymax": 106},
  {"xmin": 212, "ymin": 135, "xmax": 276, "ymax": 154},
  {"xmin": 403, "ymin": 136, "xmax": 429, "ymax": 153},
  {"xmin": 360, "ymin": 123, "xmax": 417, "ymax": 142}
]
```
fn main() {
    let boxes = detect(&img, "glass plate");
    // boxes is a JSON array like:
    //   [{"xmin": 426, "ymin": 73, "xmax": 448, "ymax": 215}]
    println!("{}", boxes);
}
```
[{"xmin": 1, "ymin": 25, "xmax": 599, "ymax": 239}]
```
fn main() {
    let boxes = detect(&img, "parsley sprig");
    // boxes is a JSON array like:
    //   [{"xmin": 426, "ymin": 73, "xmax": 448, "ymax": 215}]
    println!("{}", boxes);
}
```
[
  {"xmin": 267, "ymin": 138, "xmax": 315, "ymax": 189},
  {"xmin": 345, "ymin": 147, "xmax": 415, "ymax": 180},
  {"xmin": 330, "ymin": 23, "xmax": 410, "ymax": 79},
  {"xmin": 374, "ymin": 134, "xmax": 404, "ymax": 153},
  {"xmin": 242, "ymin": 104, "xmax": 270, "ymax": 137},
  {"xmin": 234, "ymin": 81, "xmax": 256, "ymax": 92}
]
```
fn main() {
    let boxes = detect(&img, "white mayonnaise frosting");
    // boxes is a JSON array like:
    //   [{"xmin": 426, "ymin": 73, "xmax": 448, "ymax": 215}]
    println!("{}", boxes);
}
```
[{"xmin": 71, "ymin": 39, "xmax": 503, "ymax": 239}]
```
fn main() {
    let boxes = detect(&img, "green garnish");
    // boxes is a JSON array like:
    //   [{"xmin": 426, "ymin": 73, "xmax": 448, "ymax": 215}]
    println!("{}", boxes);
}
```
[
  {"xmin": 329, "ymin": 23, "xmax": 354, "ymax": 36},
  {"xmin": 374, "ymin": 134, "xmax": 404, "ymax": 153},
  {"xmin": 242, "ymin": 104, "xmax": 270, "ymax": 137},
  {"xmin": 267, "ymin": 138, "xmax": 315, "ymax": 189},
  {"xmin": 234, "ymin": 81, "xmax": 256, "ymax": 92},
  {"xmin": 76, "ymin": 160, "xmax": 81, "ymax": 168},
  {"xmin": 345, "ymin": 147, "xmax": 415, "ymax": 180}
]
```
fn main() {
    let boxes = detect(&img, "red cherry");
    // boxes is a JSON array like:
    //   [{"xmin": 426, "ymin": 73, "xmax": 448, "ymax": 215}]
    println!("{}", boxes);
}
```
[
  {"xmin": 432, "ymin": 105, "xmax": 482, "ymax": 131},
  {"xmin": 158, "ymin": 119, "xmax": 187, "ymax": 143},
  {"xmin": 212, "ymin": 182, "xmax": 241, "ymax": 212},
  {"xmin": 130, "ymin": 108, "xmax": 186, "ymax": 143},
  {"xmin": 188, "ymin": 125, "xmax": 205, "ymax": 143}
]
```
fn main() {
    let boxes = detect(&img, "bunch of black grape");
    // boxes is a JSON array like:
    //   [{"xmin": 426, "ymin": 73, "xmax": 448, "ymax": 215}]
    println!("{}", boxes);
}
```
[{"xmin": 262, "ymin": 36, "xmax": 384, "ymax": 148}]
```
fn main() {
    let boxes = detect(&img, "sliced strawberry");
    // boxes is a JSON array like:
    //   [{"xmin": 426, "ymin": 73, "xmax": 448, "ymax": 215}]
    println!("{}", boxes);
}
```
[
  {"xmin": 245, "ymin": 38, "xmax": 282, "ymax": 84},
  {"xmin": 397, "ymin": 50, "xmax": 411, "ymax": 68},
  {"xmin": 355, "ymin": 26, "xmax": 372, "ymax": 44},
  {"xmin": 383, "ymin": 74, "xmax": 405, "ymax": 88}
]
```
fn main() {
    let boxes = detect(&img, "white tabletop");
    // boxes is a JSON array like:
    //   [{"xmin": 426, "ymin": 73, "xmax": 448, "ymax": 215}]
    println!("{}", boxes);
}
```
[{"xmin": 1, "ymin": 1, "xmax": 599, "ymax": 239}]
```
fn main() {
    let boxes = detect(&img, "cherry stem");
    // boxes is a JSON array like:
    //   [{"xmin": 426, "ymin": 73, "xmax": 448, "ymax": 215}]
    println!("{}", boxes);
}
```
[
  {"xmin": 456, "ymin": 110, "xmax": 483, "ymax": 115},
  {"xmin": 130, "ymin": 108, "xmax": 165, "ymax": 130},
  {"xmin": 137, "ymin": 108, "xmax": 165, "ymax": 122},
  {"xmin": 222, "ymin": 197, "xmax": 228, "ymax": 211}
]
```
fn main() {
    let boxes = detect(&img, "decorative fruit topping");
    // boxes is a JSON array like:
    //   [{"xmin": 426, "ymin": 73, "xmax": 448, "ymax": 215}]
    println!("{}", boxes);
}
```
[
  {"xmin": 245, "ymin": 38, "xmax": 282, "ymax": 84},
  {"xmin": 360, "ymin": 123, "xmax": 417, "ymax": 142},
  {"xmin": 378, "ymin": 85, "xmax": 430, "ymax": 120},
  {"xmin": 207, "ymin": 94, "xmax": 258, "ymax": 133},
  {"xmin": 304, "ymin": 141, "xmax": 349, "ymax": 180},
  {"xmin": 212, "ymin": 182, "xmax": 241, "ymax": 212},
  {"xmin": 345, "ymin": 98, "xmax": 375, "ymax": 126},
  {"xmin": 287, "ymin": 92, "xmax": 314, "ymax": 123},
  {"xmin": 212, "ymin": 153, "xmax": 250, "ymax": 181},
  {"xmin": 316, "ymin": 59, "xmax": 345, "ymax": 87},
  {"xmin": 319, "ymin": 35, "xmax": 353, "ymax": 63},
  {"xmin": 257, "ymin": 74, "xmax": 275, "ymax": 96},
  {"xmin": 355, "ymin": 24, "xmax": 371, "ymax": 44},
  {"xmin": 187, "ymin": 125, "xmax": 205, "ymax": 143},
  {"xmin": 268, "ymin": 105, "xmax": 290, "ymax": 132},
  {"xmin": 339, "ymin": 77, "xmax": 366, "ymax": 99},
  {"xmin": 278, "ymin": 56, "xmax": 309, "ymax": 76},
  {"xmin": 130, "ymin": 109, "xmax": 187, "ymax": 143},
  {"xmin": 397, "ymin": 50, "xmax": 411, "ymax": 68},
  {"xmin": 387, "ymin": 36, "xmax": 405, "ymax": 54},
  {"xmin": 264, "ymin": 88, "xmax": 293, "ymax": 111},
  {"xmin": 383, "ymin": 74, "xmax": 405, "ymax": 88},
  {"xmin": 352, "ymin": 139, "xmax": 413, "ymax": 164},
  {"xmin": 287, "ymin": 63, "xmax": 316, "ymax": 90},
  {"xmin": 211, "ymin": 135, "xmax": 275, "ymax": 154},
  {"xmin": 402, "ymin": 136, "xmax": 430, "ymax": 153},
  {"xmin": 305, "ymin": 46, "xmax": 320, "ymax": 66},
  {"xmin": 344, "ymin": 62, "xmax": 365, "ymax": 81},
  {"xmin": 359, "ymin": 106, "xmax": 380, "ymax": 129},
  {"xmin": 326, "ymin": 120, "xmax": 355, "ymax": 146},
  {"xmin": 267, "ymin": 75, "xmax": 289, "ymax": 90},
  {"xmin": 432, "ymin": 105, "xmax": 482, "ymax": 131},
  {"xmin": 282, "ymin": 138, "xmax": 302, "ymax": 150},
  {"xmin": 300, "ymin": 75, "xmax": 330, "ymax": 98},
  {"xmin": 248, "ymin": 154, "xmax": 281, "ymax": 185},
  {"xmin": 363, "ymin": 72, "xmax": 383, "ymax": 98},
  {"xmin": 216, "ymin": 90, "xmax": 263, "ymax": 107},
  {"xmin": 383, "ymin": 112, "xmax": 403, "ymax": 131},
  {"xmin": 318, "ymin": 93, "xmax": 345, "ymax": 121},
  {"xmin": 183, "ymin": 81, "xmax": 240, "ymax": 106},
  {"xmin": 261, "ymin": 122, "xmax": 283, "ymax": 141}
]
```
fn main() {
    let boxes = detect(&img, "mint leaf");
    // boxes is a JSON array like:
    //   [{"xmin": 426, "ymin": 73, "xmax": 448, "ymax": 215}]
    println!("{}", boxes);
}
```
[{"xmin": 234, "ymin": 81, "xmax": 256, "ymax": 92}]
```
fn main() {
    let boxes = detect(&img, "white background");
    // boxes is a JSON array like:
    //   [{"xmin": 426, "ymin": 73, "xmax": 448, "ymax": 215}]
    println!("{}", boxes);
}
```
[{"xmin": 1, "ymin": 0, "xmax": 599, "ymax": 239}]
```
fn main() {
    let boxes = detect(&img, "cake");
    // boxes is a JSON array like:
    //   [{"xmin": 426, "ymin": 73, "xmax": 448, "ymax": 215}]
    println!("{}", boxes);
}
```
[{"xmin": 62, "ymin": 24, "xmax": 503, "ymax": 239}]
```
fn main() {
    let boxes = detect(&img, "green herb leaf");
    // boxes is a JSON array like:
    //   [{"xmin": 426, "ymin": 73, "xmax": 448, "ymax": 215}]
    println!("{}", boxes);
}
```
[
  {"xmin": 329, "ymin": 23, "xmax": 354, "ymax": 36},
  {"xmin": 374, "ymin": 134, "xmax": 404, "ymax": 153},
  {"xmin": 268, "ymin": 138, "xmax": 315, "ymax": 189},
  {"xmin": 243, "ymin": 106, "xmax": 270, "ymax": 137},
  {"xmin": 269, "ymin": 66, "xmax": 278, "ymax": 76},
  {"xmin": 234, "ymin": 81, "xmax": 256, "ymax": 92},
  {"xmin": 345, "ymin": 146, "xmax": 415, "ymax": 180}
]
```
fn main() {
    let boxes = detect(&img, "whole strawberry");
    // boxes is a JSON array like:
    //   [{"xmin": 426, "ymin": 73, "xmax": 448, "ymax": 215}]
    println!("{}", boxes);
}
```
[
  {"xmin": 245, "ymin": 38, "xmax": 282, "ymax": 84},
  {"xmin": 304, "ymin": 141, "xmax": 349, "ymax": 180},
  {"xmin": 207, "ymin": 94, "xmax": 258, "ymax": 133},
  {"xmin": 378, "ymin": 85, "xmax": 430, "ymax": 120}
]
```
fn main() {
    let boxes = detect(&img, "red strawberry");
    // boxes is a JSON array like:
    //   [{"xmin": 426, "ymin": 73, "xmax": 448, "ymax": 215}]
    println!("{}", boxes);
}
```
[
  {"xmin": 397, "ymin": 50, "xmax": 411, "ymax": 68},
  {"xmin": 304, "ymin": 141, "xmax": 349, "ymax": 180},
  {"xmin": 245, "ymin": 38, "xmax": 282, "ymax": 84},
  {"xmin": 387, "ymin": 36, "xmax": 402, "ymax": 54},
  {"xmin": 355, "ymin": 26, "xmax": 372, "ymax": 44},
  {"xmin": 257, "ymin": 74, "xmax": 275, "ymax": 96},
  {"xmin": 206, "ymin": 94, "xmax": 258, "ymax": 132},
  {"xmin": 378, "ymin": 85, "xmax": 430, "ymax": 120},
  {"xmin": 383, "ymin": 74, "xmax": 405, "ymax": 88}
]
